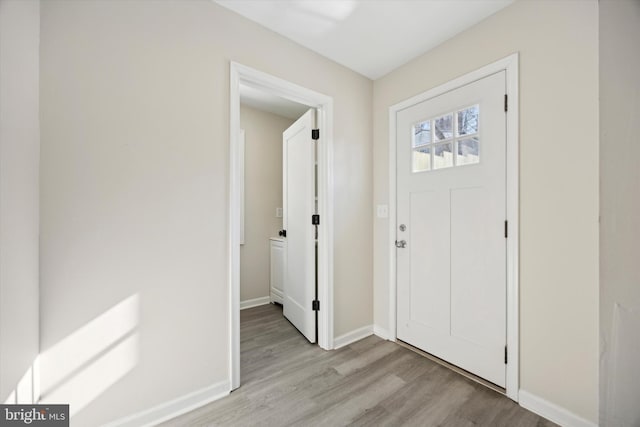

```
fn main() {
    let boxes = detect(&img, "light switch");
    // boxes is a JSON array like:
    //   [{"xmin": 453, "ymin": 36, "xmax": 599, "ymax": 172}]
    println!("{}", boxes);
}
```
[
  {"xmin": 376, "ymin": 204, "xmax": 388, "ymax": 218},
  {"xmin": 276, "ymin": 207, "xmax": 283, "ymax": 218}
]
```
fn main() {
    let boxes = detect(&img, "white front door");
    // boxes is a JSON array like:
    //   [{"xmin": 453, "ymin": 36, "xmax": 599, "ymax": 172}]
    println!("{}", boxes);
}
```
[
  {"xmin": 283, "ymin": 108, "xmax": 317, "ymax": 343},
  {"xmin": 396, "ymin": 71, "xmax": 507, "ymax": 387}
]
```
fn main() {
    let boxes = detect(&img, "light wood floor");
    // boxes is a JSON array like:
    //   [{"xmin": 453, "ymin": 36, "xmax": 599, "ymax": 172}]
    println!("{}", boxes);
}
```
[{"xmin": 161, "ymin": 304, "xmax": 555, "ymax": 427}]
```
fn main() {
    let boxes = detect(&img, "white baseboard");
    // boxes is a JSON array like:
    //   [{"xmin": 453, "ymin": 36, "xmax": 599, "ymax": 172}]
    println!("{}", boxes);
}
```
[
  {"xmin": 373, "ymin": 325, "xmax": 391, "ymax": 340},
  {"xmin": 519, "ymin": 390, "xmax": 596, "ymax": 427},
  {"xmin": 240, "ymin": 296, "xmax": 270, "ymax": 310},
  {"xmin": 333, "ymin": 325, "xmax": 373, "ymax": 349},
  {"xmin": 103, "ymin": 380, "xmax": 230, "ymax": 427}
]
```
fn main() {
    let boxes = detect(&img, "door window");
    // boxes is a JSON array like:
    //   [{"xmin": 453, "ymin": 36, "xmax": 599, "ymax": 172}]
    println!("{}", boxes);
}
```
[{"xmin": 412, "ymin": 104, "xmax": 480, "ymax": 172}]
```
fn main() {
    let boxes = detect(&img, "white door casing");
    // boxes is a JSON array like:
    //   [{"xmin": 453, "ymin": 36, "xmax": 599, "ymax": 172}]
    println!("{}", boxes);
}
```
[
  {"xmin": 388, "ymin": 54, "xmax": 519, "ymax": 399},
  {"xmin": 283, "ymin": 108, "xmax": 317, "ymax": 343},
  {"xmin": 229, "ymin": 62, "xmax": 335, "ymax": 390}
]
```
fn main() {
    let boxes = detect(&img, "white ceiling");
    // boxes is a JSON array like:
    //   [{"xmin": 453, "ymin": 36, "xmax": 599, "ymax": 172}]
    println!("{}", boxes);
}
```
[
  {"xmin": 215, "ymin": 0, "xmax": 514, "ymax": 80},
  {"xmin": 240, "ymin": 83, "xmax": 309, "ymax": 119}
]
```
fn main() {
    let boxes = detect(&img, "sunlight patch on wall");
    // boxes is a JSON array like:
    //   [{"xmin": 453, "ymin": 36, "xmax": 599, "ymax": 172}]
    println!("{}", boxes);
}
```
[
  {"xmin": 38, "ymin": 294, "xmax": 140, "ymax": 417},
  {"xmin": 3, "ymin": 392, "xmax": 15, "ymax": 405},
  {"xmin": 3, "ymin": 357, "xmax": 40, "ymax": 404},
  {"xmin": 43, "ymin": 334, "xmax": 139, "ymax": 417}
]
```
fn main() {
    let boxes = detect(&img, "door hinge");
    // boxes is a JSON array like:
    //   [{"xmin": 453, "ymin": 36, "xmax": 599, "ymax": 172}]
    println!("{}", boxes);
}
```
[
  {"xmin": 312, "ymin": 300, "xmax": 320, "ymax": 311},
  {"xmin": 311, "ymin": 129, "xmax": 320, "ymax": 140},
  {"xmin": 279, "ymin": 229, "xmax": 287, "ymax": 238},
  {"xmin": 312, "ymin": 214, "xmax": 320, "ymax": 225},
  {"xmin": 504, "ymin": 94, "xmax": 508, "ymax": 112},
  {"xmin": 504, "ymin": 346, "xmax": 508, "ymax": 364},
  {"xmin": 504, "ymin": 220, "xmax": 508, "ymax": 238}
]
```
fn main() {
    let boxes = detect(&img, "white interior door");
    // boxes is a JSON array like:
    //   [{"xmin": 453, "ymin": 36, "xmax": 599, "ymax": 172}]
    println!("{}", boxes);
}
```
[
  {"xmin": 396, "ymin": 71, "xmax": 507, "ymax": 387},
  {"xmin": 283, "ymin": 108, "xmax": 316, "ymax": 343}
]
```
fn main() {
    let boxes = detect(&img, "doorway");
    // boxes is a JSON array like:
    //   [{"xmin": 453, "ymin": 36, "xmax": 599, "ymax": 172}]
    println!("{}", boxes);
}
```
[
  {"xmin": 229, "ymin": 62, "xmax": 335, "ymax": 390},
  {"xmin": 388, "ymin": 54, "xmax": 519, "ymax": 399}
]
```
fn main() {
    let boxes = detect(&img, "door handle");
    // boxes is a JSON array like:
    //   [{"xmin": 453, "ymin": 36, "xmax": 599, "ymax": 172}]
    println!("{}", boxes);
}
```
[{"xmin": 395, "ymin": 240, "xmax": 407, "ymax": 248}]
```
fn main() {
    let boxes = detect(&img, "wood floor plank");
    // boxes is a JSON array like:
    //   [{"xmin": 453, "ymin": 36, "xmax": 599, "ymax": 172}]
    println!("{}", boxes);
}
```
[{"xmin": 160, "ymin": 304, "xmax": 556, "ymax": 427}]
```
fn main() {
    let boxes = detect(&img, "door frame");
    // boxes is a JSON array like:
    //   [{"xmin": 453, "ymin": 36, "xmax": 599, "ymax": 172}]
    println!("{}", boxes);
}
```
[
  {"xmin": 387, "ymin": 53, "xmax": 519, "ymax": 400},
  {"xmin": 228, "ymin": 62, "xmax": 335, "ymax": 390}
]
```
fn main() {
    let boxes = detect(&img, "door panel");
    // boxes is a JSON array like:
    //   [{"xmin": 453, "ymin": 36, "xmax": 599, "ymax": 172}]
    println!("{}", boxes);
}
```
[
  {"xmin": 396, "ymin": 71, "xmax": 506, "ymax": 387},
  {"xmin": 283, "ymin": 108, "xmax": 316, "ymax": 343},
  {"xmin": 450, "ymin": 186, "xmax": 501, "ymax": 347},
  {"xmin": 409, "ymin": 190, "xmax": 449, "ymax": 331}
]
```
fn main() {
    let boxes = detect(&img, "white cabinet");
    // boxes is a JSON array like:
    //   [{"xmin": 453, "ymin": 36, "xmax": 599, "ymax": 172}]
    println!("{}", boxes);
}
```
[{"xmin": 270, "ymin": 237, "xmax": 285, "ymax": 304}]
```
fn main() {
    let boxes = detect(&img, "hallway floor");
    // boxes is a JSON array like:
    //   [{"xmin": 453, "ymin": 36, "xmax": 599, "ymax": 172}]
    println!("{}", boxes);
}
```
[{"xmin": 161, "ymin": 304, "xmax": 555, "ymax": 426}]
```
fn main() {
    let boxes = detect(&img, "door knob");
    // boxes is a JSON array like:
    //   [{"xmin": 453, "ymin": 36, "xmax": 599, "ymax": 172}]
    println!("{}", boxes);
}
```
[{"xmin": 395, "ymin": 240, "xmax": 407, "ymax": 248}]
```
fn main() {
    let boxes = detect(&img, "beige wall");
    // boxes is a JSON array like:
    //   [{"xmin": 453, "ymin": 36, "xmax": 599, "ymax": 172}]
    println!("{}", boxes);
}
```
[
  {"xmin": 373, "ymin": 0, "xmax": 598, "ymax": 422},
  {"xmin": 0, "ymin": 0, "xmax": 40, "ymax": 405},
  {"xmin": 39, "ymin": 0, "xmax": 372, "ymax": 424},
  {"xmin": 239, "ymin": 105, "xmax": 292, "ymax": 302},
  {"xmin": 599, "ymin": 0, "xmax": 640, "ymax": 424}
]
